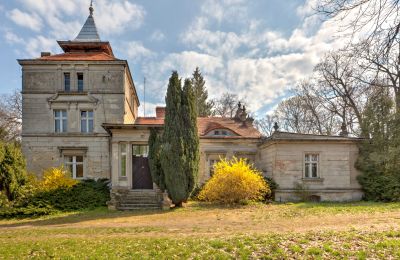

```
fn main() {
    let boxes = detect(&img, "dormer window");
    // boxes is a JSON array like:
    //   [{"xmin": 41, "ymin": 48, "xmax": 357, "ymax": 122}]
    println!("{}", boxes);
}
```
[{"xmin": 207, "ymin": 129, "xmax": 236, "ymax": 137}]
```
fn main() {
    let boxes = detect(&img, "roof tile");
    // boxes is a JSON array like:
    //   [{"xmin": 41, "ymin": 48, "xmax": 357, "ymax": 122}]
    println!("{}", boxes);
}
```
[
  {"xmin": 38, "ymin": 52, "xmax": 117, "ymax": 61},
  {"xmin": 133, "ymin": 117, "xmax": 261, "ymax": 138}
]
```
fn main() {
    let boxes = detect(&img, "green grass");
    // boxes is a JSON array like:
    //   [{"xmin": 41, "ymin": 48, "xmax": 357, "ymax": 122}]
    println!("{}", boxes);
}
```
[
  {"xmin": 1, "ymin": 229, "xmax": 400, "ymax": 259},
  {"xmin": 1, "ymin": 202, "xmax": 400, "ymax": 259}
]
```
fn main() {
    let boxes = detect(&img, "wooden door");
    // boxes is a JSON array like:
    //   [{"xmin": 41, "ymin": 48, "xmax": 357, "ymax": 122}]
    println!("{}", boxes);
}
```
[{"xmin": 132, "ymin": 156, "xmax": 153, "ymax": 189}]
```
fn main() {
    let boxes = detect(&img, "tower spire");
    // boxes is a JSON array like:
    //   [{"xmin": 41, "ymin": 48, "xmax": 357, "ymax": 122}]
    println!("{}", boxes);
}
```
[
  {"xmin": 74, "ymin": 0, "xmax": 100, "ymax": 41},
  {"xmin": 89, "ymin": 0, "xmax": 94, "ymax": 16}
]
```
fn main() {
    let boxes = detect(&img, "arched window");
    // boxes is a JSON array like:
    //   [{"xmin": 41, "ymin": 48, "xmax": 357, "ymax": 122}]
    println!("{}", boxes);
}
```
[{"xmin": 206, "ymin": 129, "xmax": 237, "ymax": 137}]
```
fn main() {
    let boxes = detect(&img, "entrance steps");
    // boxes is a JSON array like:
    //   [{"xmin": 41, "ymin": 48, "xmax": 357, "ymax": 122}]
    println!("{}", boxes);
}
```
[{"xmin": 108, "ymin": 189, "xmax": 163, "ymax": 211}]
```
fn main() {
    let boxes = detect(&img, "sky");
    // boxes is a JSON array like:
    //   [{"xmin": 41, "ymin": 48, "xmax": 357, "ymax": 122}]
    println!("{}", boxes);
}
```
[{"xmin": 0, "ymin": 0, "xmax": 349, "ymax": 117}]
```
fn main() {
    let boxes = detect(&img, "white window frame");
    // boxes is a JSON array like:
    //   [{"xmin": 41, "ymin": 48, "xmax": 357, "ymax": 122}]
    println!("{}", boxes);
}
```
[
  {"xmin": 54, "ymin": 109, "xmax": 67, "ymax": 133},
  {"xmin": 119, "ymin": 143, "xmax": 127, "ymax": 177},
  {"xmin": 80, "ymin": 110, "xmax": 94, "ymax": 133},
  {"xmin": 64, "ymin": 155, "xmax": 84, "ymax": 179},
  {"xmin": 304, "ymin": 153, "xmax": 319, "ymax": 178}
]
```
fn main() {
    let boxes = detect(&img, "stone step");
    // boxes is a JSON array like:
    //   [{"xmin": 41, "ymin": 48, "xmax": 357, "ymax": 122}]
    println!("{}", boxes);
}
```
[
  {"xmin": 117, "ymin": 206, "xmax": 161, "ymax": 211},
  {"xmin": 120, "ymin": 201, "xmax": 161, "ymax": 204},
  {"xmin": 120, "ymin": 203, "xmax": 161, "ymax": 207},
  {"xmin": 123, "ymin": 195, "xmax": 161, "ymax": 198}
]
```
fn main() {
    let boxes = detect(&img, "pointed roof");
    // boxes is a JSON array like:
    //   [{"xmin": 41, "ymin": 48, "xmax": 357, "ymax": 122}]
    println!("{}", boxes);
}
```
[{"xmin": 74, "ymin": 2, "xmax": 100, "ymax": 42}]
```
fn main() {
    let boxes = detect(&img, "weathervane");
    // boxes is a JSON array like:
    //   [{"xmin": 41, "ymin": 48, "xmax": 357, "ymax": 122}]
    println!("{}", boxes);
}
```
[{"xmin": 89, "ymin": 0, "xmax": 94, "ymax": 16}]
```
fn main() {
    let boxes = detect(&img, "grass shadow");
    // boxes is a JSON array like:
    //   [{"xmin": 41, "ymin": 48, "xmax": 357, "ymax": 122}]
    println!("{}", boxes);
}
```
[
  {"xmin": 0, "ymin": 201, "xmax": 261, "ymax": 228},
  {"xmin": 0, "ymin": 207, "xmax": 171, "ymax": 228}
]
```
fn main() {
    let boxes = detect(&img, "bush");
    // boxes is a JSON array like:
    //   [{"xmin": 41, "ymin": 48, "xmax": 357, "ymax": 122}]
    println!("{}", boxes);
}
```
[
  {"xmin": 0, "ymin": 142, "xmax": 27, "ymax": 201},
  {"xmin": 264, "ymin": 177, "xmax": 278, "ymax": 201},
  {"xmin": 198, "ymin": 157, "xmax": 270, "ymax": 203},
  {"xmin": 357, "ymin": 171, "xmax": 400, "ymax": 201},
  {"xmin": 0, "ymin": 165, "xmax": 111, "ymax": 218},
  {"xmin": 0, "ymin": 206, "xmax": 56, "ymax": 218},
  {"xmin": 40, "ymin": 166, "xmax": 78, "ymax": 191},
  {"xmin": 19, "ymin": 179, "xmax": 110, "ymax": 211}
]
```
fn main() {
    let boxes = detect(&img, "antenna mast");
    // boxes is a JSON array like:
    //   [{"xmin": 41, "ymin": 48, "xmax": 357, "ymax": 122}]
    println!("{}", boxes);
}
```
[{"xmin": 143, "ymin": 77, "xmax": 146, "ymax": 117}]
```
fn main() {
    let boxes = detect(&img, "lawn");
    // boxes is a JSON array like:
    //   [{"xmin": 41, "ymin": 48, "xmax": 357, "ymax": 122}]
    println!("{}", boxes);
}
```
[{"xmin": 1, "ymin": 202, "xmax": 400, "ymax": 259}]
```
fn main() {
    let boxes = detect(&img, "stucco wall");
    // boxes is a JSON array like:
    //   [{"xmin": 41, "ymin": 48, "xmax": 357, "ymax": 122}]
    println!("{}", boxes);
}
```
[
  {"xmin": 20, "ymin": 61, "xmax": 129, "ymax": 178},
  {"xmin": 22, "ymin": 136, "xmax": 110, "ymax": 178},
  {"xmin": 199, "ymin": 138, "xmax": 260, "ymax": 184},
  {"xmin": 258, "ymin": 141, "xmax": 362, "ymax": 201}
]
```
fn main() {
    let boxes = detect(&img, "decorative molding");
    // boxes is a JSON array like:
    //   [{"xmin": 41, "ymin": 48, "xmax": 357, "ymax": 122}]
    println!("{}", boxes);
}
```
[{"xmin": 47, "ymin": 92, "xmax": 99, "ymax": 109}]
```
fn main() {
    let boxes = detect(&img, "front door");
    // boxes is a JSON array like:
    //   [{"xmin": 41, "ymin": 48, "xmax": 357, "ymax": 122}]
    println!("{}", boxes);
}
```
[{"xmin": 132, "ymin": 156, "xmax": 153, "ymax": 189}]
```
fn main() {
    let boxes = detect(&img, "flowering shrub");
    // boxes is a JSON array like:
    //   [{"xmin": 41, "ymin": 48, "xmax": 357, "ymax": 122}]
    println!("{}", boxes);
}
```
[
  {"xmin": 40, "ymin": 166, "xmax": 78, "ymax": 191},
  {"xmin": 198, "ymin": 157, "xmax": 270, "ymax": 203}
]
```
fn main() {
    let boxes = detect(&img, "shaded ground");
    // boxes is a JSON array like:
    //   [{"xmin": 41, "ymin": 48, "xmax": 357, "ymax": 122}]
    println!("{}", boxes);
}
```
[{"xmin": 1, "ymin": 202, "xmax": 400, "ymax": 258}]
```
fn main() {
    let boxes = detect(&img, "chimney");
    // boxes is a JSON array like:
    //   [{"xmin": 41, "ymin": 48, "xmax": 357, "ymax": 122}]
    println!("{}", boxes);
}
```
[
  {"xmin": 156, "ymin": 107, "xmax": 166, "ymax": 118},
  {"xmin": 41, "ymin": 52, "xmax": 51, "ymax": 57}
]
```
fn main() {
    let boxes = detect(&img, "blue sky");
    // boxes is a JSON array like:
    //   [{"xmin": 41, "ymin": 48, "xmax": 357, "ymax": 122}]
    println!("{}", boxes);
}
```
[{"xmin": 0, "ymin": 0, "xmax": 344, "ymax": 117}]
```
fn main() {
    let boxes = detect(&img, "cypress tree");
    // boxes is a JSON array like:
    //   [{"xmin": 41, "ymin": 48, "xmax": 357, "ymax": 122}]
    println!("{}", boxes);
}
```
[
  {"xmin": 0, "ymin": 142, "xmax": 27, "ymax": 201},
  {"xmin": 160, "ymin": 71, "xmax": 187, "ymax": 207},
  {"xmin": 148, "ymin": 128, "xmax": 165, "ymax": 191},
  {"xmin": 182, "ymin": 79, "xmax": 200, "ymax": 195},
  {"xmin": 191, "ymin": 67, "xmax": 213, "ymax": 117}
]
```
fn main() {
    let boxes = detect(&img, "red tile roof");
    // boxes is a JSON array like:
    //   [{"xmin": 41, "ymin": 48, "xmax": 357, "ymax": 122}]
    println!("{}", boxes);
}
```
[
  {"xmin": 134, "ymin": 117, "xmax": 164, "ymax": 125},
  {"xmin": 38, "ymin": 52, "xmax": 117, "ymax": 61},
  {"xmin": 133, "ymin": 116, "xmax": 261, "ymax": 138}
]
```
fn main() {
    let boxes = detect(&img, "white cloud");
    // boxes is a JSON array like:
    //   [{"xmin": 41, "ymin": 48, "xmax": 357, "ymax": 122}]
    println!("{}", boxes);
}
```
[
  {"xmin": 4, "ymin": 31, "xmax": 25, "ymax": 44},
  {"xmin": 150, "ymin": 30, "xmax": 165, "ymax": 41},
  {"xmin": 94, "ymin": 0, "xmax": 145, "ymax": 35},
  {"xmin": 138, "ymin": 102, "xmax": 165, "ymax": 117},
  {"xmin": 173, "ymin": 0, "xmax": 374, "ymax": 115},
  {"xmin": 124, "ymin": 41, "xmax": 154, "ymax": 62},
  {"xmin": 25, "ymin": 35, "xmax": 59, "ymax": 57},
  {"xmin": 7, "ymin": 9, "xmax": 43, "ymax": 32}
]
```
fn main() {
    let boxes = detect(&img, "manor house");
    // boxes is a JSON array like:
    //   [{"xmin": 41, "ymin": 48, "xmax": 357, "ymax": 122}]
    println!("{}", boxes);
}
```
[{"xmin": 18, "ymin": 5, "xmax": 363, "ymax": 209}]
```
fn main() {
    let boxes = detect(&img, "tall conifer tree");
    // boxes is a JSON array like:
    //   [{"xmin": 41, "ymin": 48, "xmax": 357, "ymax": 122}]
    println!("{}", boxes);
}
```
[
  {"xmin": 191, "ymin": 67, "xmax": 213, "ymax": 117},
  {"xmin": 182, "ymin": 79, "xmax": 200, "ymax": 194},
  {"xmin": 148, "ymin": 128, "xmax": 165, "ymax": 191},
  {"xmin": 161, "ymin": 71, "xmax": 198, "ymax": 207}
]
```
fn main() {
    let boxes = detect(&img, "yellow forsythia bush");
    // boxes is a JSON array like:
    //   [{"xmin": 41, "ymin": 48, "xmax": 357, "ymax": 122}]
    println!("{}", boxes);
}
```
[
  {"xmin": 198, "ymin": 157, "xmax": 270, "ymax": 203},
  {"xmin": 40, "ymin": 166, "xmax": 78, "ymax": 191}
]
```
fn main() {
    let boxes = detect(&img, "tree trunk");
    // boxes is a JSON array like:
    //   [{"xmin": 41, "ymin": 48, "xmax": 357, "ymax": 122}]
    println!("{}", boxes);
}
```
[{"xmin": 174, "ymin": 201, "xmax": 183, "ymax": 208}]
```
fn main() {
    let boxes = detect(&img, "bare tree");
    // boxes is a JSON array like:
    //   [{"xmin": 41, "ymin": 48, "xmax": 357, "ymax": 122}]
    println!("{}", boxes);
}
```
[
  {"xmin": 352, "ymin": 39, "xmax": 400, "ymax": 110},
  {"xmin": 212, "ymin": 93, "xmax": 241, "ymax": 118},
  {"xmin": 317, "ymin": 0, "xmax": 400, "ymax": 55},
  {"xmin": 0, "ymin": 90, "xmax": 22, "ymax": 142},
  {"xmin": 254, "ymin": 114, "xmax": 278, "ymax": 136},
  {"xmin": 294, "ymin": 81, "xmax": 341, "ymax": 135},
  {"xmin": 313, "ymin": 51, "xmax": 369, "ymax": 135}
]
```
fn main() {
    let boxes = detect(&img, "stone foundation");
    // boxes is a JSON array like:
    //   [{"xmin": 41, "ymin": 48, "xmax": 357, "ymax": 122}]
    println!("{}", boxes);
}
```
[{"xmin": 275, "ymin": 189, "xmax": 364, "ymax": 202}]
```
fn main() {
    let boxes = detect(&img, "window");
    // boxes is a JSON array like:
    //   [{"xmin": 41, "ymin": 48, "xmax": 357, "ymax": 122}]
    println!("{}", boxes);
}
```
[
  {"xmin": 120, "ymin": 143, "xmax": 127, "ymax": 177},
  {"xmin": 209, "ymin": 159, "xmax": 219, "ymax": 176},
  {"xmin": 207, "ymin": 155, "xmax": 225, "ymax": 177},
  {"xmin": 64, "ymin": 155, "xmax": 84, "ymax": 179},
  {"xmin": 54, "ymin": 110, "xmax": 67, "ymax": 133},
  {"xmin": 77, "ymin": 73, "xmax": 84, "ymax": 92},
  {"xmin": 132, "ymin": 145, "xmax": 149, "ymax": 157},
  {"xmin": 305, "ymin": 154, "xmax": 319, "ymax": 178},
  {"xmin": 64, "ymin": 73, "xmax": 70, "ymax": 92},
  {"xmin": 207, "ymin": 129, "xmax": 236, "ymax": 136},
  {"xmin": 80, "ymin": 111, "xmax": 94, "ymax": 133}
]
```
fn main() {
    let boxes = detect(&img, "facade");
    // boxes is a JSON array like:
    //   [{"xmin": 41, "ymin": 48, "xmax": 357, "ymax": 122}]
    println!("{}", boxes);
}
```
[{"xmin": 19, "ymin": 5, "xmax": 363, "ymax": 209}]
